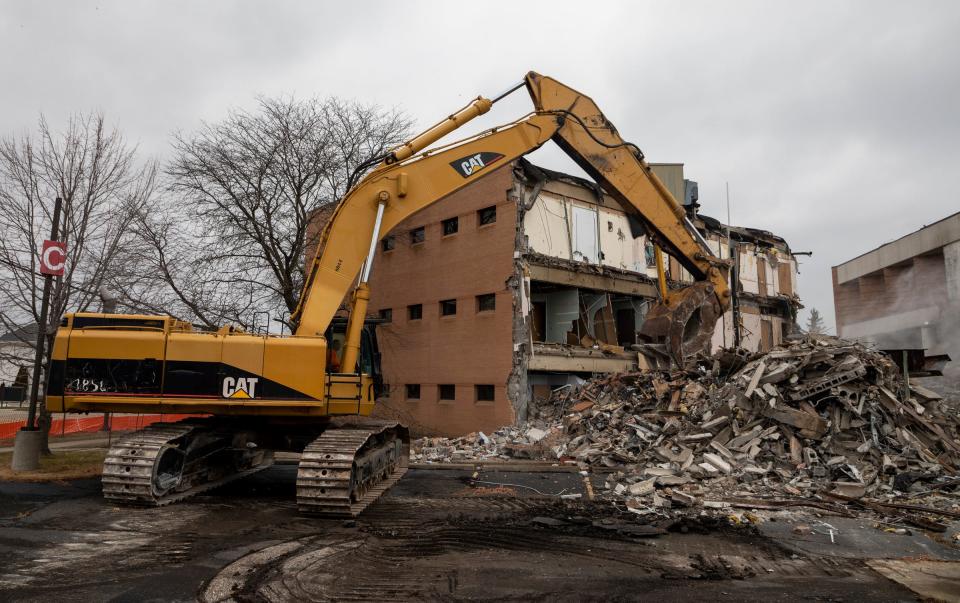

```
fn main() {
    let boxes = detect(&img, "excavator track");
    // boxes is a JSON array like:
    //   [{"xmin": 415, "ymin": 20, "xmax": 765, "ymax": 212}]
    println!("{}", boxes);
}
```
[
  {"xmin": 102, "ymin": 421, "xmax": 273, "ymax": 506},
  {"xmin": 297, "ymin": 422, "xmax": 409, "ymax": 517}
]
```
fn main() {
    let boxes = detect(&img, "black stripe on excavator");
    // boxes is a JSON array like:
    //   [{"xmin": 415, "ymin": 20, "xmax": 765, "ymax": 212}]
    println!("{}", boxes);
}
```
[
  {"xmin": 71, "ymin": 315, "xmax": 166, "ymax": 330},
  {"xmin": 48, "ymin": 358, "xmax": 316, "ymax": 400}
]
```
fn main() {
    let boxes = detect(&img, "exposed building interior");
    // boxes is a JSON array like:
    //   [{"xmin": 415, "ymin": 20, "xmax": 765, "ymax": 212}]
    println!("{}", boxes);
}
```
[{"xmin": 335, "ymin": 159, "xmax": 804, "ymax": 436}]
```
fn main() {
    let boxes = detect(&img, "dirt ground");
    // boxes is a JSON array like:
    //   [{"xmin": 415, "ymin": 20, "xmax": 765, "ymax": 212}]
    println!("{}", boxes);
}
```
[
  {"xmin": 0, "ymin": 464, "xmax": 956, "ymax": 602},
  {"xmin": 0, "ymin": 450, "xmax": 106, "ymax": 482}
]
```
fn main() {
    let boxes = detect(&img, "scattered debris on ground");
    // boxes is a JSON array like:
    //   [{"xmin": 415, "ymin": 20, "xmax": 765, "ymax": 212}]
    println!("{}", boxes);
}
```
[{"xmin": 413, "ymin": 336, "xmax": 960, "ymax": 530}]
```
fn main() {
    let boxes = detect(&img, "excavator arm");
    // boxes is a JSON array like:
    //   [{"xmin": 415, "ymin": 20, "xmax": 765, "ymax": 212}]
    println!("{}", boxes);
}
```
[{"xmin": 295, "ymin": 72, "xmax": 730, "ymax": 365}]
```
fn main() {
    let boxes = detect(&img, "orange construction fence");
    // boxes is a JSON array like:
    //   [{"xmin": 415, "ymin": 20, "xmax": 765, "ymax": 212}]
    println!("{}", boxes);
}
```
[{"xmin": 0, "ymin": 414, "xmax": 199, "ymax": 440}]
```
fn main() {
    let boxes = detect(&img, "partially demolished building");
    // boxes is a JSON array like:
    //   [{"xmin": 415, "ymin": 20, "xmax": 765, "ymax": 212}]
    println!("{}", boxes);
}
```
[{"xmin": 354, "ymin": 159, "xmax": 801, "ymax": 435}]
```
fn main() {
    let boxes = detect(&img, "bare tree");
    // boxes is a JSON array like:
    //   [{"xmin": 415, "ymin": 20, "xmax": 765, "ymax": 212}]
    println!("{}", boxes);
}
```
[
  {"xmin": 151, "ymin": 96, "xmax": 412, "ymax": 331},
  {"xmin": 110, "ymin": 200, "xmax": 265, "ymax": 330},
  {"xmin": 0, "ymin": 112, "xmax": 156, "ymax": 342},
  {"xmin": 0, "ymin": 112, "xmax": 157, "ymax": 444}
]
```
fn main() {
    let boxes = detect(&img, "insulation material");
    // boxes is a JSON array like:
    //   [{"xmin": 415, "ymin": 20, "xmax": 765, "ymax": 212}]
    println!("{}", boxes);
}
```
[{"xmin": 523, "ymin": 191, "xmax": 571, "ymax": 259}]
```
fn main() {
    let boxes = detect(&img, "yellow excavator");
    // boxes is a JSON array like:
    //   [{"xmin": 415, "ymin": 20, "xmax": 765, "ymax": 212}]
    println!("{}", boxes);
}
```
[{"xmin": 46, "ymin": 72, "xmax": 730, "ymax": 516}]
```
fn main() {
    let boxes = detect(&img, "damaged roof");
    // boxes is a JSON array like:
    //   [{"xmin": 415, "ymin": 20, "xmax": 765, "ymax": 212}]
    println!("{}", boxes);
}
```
[
  {"xmin": 515, "ymin": 158, "xmax": 793, "ymax": 254},
  {"xmin": 695, "ymin": 214, "xmax": 793, "ymax": 253}
]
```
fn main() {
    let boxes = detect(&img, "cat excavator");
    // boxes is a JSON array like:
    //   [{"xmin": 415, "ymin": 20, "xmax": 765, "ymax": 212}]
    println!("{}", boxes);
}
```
[{"xmin": 46, "ymin": 72, "xmax": 731, "ymax": 516}]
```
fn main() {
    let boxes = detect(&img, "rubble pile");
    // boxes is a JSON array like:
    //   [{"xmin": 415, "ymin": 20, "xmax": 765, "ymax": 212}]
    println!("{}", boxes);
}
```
[
  {"xmin": 564, "ymin": 337, "xmax": 960, "ymax": 507},
  {"xmin": 413, "ymin": 336, "xmax": 960, "ymax": 510}
]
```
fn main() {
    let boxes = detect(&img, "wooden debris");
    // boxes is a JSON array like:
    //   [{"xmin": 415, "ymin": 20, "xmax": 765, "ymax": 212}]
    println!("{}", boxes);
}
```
[{"xmin": 744, "ymin": 359, "xmax": 767, "ymax": 398}]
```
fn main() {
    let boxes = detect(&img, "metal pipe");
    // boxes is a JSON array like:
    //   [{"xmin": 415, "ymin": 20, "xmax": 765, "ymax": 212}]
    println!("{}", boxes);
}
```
[
  {"xmin": 360, "ymin": 201, "xmax": 387, "ymax": 283},
  {"xmin": 490, "ymin": 81, "xmax": 525, "ymax": 104},
  {"xmin": 654, "ymin": 244, "xmax": 668, "ymax": 301},
  {"xmin": 684, "ymin": 216, "xmax": 715, "ymax": 257},
  {"xmin": 340, "ymin": 199, "xmax": 387, "ymax": 373}
]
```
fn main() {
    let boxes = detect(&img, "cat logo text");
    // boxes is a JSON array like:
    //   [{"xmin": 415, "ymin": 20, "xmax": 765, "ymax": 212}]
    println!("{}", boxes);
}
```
[
  {"xmin": 449, "ymin": 152, "xmax": 505, "ymax": 178},
  {"xmin": 222, "ymin": 376, "xmax": 259, "ymax": 399}
]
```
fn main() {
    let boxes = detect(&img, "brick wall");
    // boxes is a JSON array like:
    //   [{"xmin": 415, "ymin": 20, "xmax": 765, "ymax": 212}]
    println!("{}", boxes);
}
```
[
  {"xmin": 365, "ymin": 165, "xmax": 518, "ymax": 436},
  {"xmin": 834, "ymin": 250, "xmax": 948, "ymax": 334}
]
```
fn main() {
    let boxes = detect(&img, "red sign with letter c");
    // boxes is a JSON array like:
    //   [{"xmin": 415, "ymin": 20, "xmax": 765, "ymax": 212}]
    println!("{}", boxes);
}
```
[{"xmin": 40, "ymin": 240, "xmax": 66, "ymax": 276}]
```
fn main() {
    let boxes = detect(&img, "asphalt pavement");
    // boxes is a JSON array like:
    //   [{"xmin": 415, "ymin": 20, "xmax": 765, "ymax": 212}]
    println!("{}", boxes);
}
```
[{"xmin": 0, "ymin": 466, "xmax": 956, "ymax": 601}]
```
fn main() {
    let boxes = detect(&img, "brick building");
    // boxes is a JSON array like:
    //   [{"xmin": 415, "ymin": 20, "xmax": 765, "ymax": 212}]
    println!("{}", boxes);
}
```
[
  {"xmin": 305, "ymin": 159, "xmax": 801, "ymax": 436},
  {"xmin": 832, "ymin": 211, "xmax": 959, "ymax": 381}
]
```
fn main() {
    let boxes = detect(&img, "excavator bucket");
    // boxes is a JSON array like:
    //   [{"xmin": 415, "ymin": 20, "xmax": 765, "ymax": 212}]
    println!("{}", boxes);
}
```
[{"xmin": 639, "ymin": 281, "xmax": 723, "ymax": 367}]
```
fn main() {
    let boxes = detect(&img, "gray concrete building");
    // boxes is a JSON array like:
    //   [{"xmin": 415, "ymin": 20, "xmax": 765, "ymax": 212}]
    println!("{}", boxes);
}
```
[{"xmin": 832, "ymin": 211, "xmax": 960, "ymax": 381}]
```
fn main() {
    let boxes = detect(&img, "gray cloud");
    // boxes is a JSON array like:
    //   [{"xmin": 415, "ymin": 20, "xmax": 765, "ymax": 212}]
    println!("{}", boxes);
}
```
[{"xmin": 2, "ymin": 0, "xmax": 958, "ymax": 332}]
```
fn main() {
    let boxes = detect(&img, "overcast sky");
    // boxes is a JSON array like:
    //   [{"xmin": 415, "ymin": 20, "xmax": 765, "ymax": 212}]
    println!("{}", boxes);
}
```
[{"xmin": 2, "ymin": 0, "xmax": 958, "ymax": 332}]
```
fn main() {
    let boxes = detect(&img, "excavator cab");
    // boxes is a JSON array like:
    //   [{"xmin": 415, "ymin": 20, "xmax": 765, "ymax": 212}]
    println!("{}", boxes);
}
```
[{"xmin": 324, "ymin": 318, "xmax": 385, "ymax": 400}]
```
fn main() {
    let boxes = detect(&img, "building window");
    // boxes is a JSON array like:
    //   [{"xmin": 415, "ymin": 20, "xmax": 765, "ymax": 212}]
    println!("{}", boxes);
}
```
[
  {"xmin": 410, "ymin": 226, "xmax": 425, "ymax": 245},
  {"xmin": 475, "ymin": 384, "xmax": 495, "ymax": 402},
  {"xmin": 405, "ymin": 384, "xmax": 420, "ymax": 400},
  {"xmin": 439, "ymin": 384, "xmax": 456, "ymax": 401},
  {"xmin": 645, "ymin": 242, "xmax": 656, "ymax": 268},
  {"xmin": 407, "ymin": 304, "xmax": 422, "ymax": 320},
  {"xmin": 477, "ymin": 205, "xmax": 496, "ymax": 226},
  {"xmin": 381, "ymin": 236, "xmax": 395, "ymax": 252},
  {"xmin": 378, "ymin": 308, "xmax": 392, "ymax": 322},
  {"xmin": 476, "ymin": 293, "xmax": 496, "ymax": 312},
  {"xmin": 442, "ymin": 216, "xmax": 459, "ymax": 236},
  {"xmin": 440, "ymin": 299, "xmax": 457, "ymax": 316}
]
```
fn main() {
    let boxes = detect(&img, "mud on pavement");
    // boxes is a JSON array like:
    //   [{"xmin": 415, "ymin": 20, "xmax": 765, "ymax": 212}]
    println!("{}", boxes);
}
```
[{"xmin": 0, "ymin": 465, "xmax": 930, "ymax": 602}]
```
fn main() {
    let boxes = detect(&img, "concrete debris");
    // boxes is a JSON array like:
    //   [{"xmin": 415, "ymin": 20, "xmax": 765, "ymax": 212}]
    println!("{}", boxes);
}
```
[
  {"xmin": 628, "ymin": 478, "xmax": 657, "ymax": 496},
  {"xmin": 526, "ymin": 427, "xmax": 549, "ymax": 443},
  {"xmin": 411, "ymin": 335, "xmax": 960, "ymax": 520}
]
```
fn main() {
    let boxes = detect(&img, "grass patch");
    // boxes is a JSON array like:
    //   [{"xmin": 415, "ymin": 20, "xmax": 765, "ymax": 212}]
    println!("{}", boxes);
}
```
[{"xmin": 0, "ymin": 449, "xmax": 105, "ymax": 482}]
